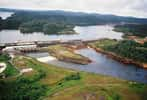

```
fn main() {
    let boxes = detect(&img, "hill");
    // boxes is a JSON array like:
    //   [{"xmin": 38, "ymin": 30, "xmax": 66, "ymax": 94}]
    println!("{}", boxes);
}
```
[{"xmin": 1, "ymin": 8, "xmax": 147, "ymax": 25}]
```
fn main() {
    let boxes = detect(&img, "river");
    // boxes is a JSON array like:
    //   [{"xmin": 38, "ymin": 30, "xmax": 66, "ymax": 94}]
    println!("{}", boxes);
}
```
[{"xmin": 27, "ymin": 48, "xmax": 147, "ymax": 83}]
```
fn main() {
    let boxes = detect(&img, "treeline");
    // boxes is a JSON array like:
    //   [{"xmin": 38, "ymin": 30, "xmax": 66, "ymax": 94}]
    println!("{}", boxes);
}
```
[
  {"xmin": 0, "ymin": 12, "xmax": 99, "ymax": 31},
  {"xmin": 0, "ymin": 71, "xmax": 47, "ymax": 100},
  {"xmin": 1, "ymin": 10, "xmax": 147, "ymax": 31},
  {"xmin": 1, "ymin": 10, "xmax": 147, "ymax": 34},
  {"xmin": 114, "ymin": 24, "xmax": 147, "ymax": 37},
  {"xmin": 104, "ymin": 40, "xmax": 147, "ymax": 62},
  {"xmin": 0, "ymin": 12, "xmax": 78, "ymax": 34},
  {"xmin": 19, "ymin": 20, "xmax": 75, "ymax": 34},
  {"xmin": 0, "ymin": 54, "xmax": 47, "ymax": 100}
]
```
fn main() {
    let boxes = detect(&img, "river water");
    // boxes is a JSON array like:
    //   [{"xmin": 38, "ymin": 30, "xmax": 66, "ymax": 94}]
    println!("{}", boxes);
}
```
[{"xmin": 27, "ymin": 48, "xmax": 147, "ymax": 83}]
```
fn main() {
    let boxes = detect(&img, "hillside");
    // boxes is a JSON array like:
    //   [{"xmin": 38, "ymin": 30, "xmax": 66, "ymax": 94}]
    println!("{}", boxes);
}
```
[{"xmin": 1, "ymin": 8, "xmax": 147, "ymax": 26}]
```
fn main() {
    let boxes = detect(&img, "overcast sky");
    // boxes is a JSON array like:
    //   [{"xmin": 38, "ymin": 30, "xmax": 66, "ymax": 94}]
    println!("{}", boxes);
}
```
[{"xmin": 0, "ymin": 0, "xmax": 147, "ymax": 18}]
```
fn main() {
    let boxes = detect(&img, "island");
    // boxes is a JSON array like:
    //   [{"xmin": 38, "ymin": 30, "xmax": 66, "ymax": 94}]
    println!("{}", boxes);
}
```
[
  {"xmin": 47, "ymin": 45, "xmax": 91, "ymax": 64},
  {"xmin": 19, "ymin": 20, "xmax": 77, "ymax": 34}
]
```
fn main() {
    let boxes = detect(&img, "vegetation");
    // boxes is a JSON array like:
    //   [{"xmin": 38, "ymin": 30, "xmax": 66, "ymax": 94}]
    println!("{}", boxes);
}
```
[
  {"xmin": 0, "ymin": 55, "xmax": 147, "ymax": 100},
  {"xmin": 0, "ymin": 53, "xmax": 11, "ymax": 61},
  {"xmin": 3, "ymin": 62, "xmax": 19, "ymax": 77},
  {"xmin": 0, "ymin": 54, "xmax": 19, "ymax": 78},
  {"xmin": 43, "ymin": 23, "xmax": 75, "ymax": 34},
  {"xmin": 0, "ymin": 79, "xmax": 47, "ymax": 100},
  {"xmin": 64, "ymin": 72, "xmax": 81, "ymax": 81},
  {"xmin": 0, "ymin": 17, "xmax": 3, "ymax": 30},
  {"xmin": 114, "ymin": 24, "xmax": 147, "ymax": 37},
  {"xmin": 0, "ymin": 56, "xmax": 48, "ymax": 100},
  {"xmin": 47, "ymin": 45, "xmax": 91, "ymax": 64},
  {"xmin": 89, "ymin": 39, "xmax": 118, "ymax": 49},
  {"xmin": 1, "ymin": 9, "xmax": 147, "ymax": 31},
  {"xmin": 90, "ymin": 39, "xmax": 147, "ymax": 63},
  {"xmin": 19, "ymin": 20, "xmax": 46, "ymax": 33},
  {"xmin": 19, "ymin": 20, "xmax": 76, "ymax": 34},
  {"xmin": 1, "ymin": 9, "xmax": 147, "ymax": 99}
]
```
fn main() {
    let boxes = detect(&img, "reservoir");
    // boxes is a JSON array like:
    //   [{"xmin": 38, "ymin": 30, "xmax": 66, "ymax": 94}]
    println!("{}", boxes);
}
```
[{"xmin": 0, "ymin": 25, "xmax": 123, "ymax": 43}]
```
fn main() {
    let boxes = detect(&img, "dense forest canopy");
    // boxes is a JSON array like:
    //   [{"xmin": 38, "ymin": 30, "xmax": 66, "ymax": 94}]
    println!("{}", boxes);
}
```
[
  {"xmin": 1, "ymin": 8, "xmax": 147, "ymax": 27},
  {"xmin": 108, "ymin": 40, "xmax": 147, "ymax": 62},
  {"xmin": 114, "ymin": 24, "xmax": 147, "ymax": 37},
  {"xmin": 1, "ymin": 8, "xmax": 147, "ymax": 34},
  {"xmin": 95, "ymin": 39, "xmax": 147, "ymax": 63},
  {"xmin": 19, "ymin": 20, "xmax": 75, "ymax": 34},
  {"xmin": 19, "ymin": 20, "xmax": 46, "ymax": 33}
]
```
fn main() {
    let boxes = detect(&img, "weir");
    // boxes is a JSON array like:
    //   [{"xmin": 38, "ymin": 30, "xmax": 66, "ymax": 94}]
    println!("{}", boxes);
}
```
[{"xmin": 0, "ymin": 39, "xmax": 101, "ymax": 47}]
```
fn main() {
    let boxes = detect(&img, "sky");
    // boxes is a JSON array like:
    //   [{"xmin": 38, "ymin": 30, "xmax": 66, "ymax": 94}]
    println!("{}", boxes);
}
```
[{"xmin": 0, "ymin": 0, "xmax": 147, "ymax": 18}]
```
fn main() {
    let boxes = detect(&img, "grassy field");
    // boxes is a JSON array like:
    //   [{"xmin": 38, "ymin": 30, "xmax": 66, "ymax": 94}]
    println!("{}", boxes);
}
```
[
  {"xmin": 0, "ymin": 54, "xmax": 147, "ymax": 100},
  {"xmin": 0, "ymin": 54, "xmax": 19, "ymax": 78}
]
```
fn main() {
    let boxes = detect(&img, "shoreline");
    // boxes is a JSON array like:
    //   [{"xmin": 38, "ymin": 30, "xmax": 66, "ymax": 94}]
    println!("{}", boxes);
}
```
[
  {"xmin": 88, "ymin": 45, "xmax": 147, "ymax": 69},
  {"xmin": 48, "ymin": 52, "xmax": 92, "ymax": 65},
  {"xmin": 47, "ymin": 45, "xmax": 92, "ymax": 65}
]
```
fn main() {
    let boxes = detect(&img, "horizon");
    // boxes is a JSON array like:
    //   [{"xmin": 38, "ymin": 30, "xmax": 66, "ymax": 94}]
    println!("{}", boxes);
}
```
[
  {"xmin": 0, "ymin": 0, "xmax": 147, "ymax": 18},
  {"xmin": 0, "ymin": 7, "xmax": 147, "ymax": 19}
]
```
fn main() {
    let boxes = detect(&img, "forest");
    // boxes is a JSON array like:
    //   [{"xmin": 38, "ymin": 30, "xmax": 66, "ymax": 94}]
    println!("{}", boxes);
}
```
[
  {"xmin": 114, "ymin": 24, "xmax": 147, "ymax": 37},
  {"xmin": 92, "ymin": 39, "xmax": 147, "ymax": 63},
  {"xmin": 19, "ymin": 20, "xmax": 75, "ymax": 34}
]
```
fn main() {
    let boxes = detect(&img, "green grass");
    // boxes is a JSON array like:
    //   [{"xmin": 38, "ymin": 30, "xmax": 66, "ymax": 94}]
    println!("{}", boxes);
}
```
[
  {"xmin": 89, "ymin": 39, "xmax": 118, "ymax": 49},
  {"xmin": 0, "ymin": 55, "xmax": 147, "ymax": 100},
  {"xmin": 0, "ymin": 54, "xmax": 11, "ymax": 61},
  {"xmin": 3, "ymin": 62, "xmax": 19, "ymax": 77},
  {"xmin": 0, "ymin": 54, "xmax": 19, "ymax": 78}
]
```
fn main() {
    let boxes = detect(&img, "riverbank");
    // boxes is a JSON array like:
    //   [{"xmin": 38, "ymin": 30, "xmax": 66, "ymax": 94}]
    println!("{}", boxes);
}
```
[{"xmin": 88, "ymin": 39, "xmax": 147, "ymax": 69}]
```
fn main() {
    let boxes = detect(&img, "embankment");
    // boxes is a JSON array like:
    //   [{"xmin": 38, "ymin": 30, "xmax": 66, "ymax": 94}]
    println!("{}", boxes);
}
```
[{"xmin": 89, "ymin": 45, "xmax": 147, "ymax": 69}]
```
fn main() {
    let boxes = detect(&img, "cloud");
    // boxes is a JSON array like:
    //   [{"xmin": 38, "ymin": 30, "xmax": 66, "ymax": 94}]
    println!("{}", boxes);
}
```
[{"xmin": 0, "ymin": 0, "xmax": 147, "ymax": 18}]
